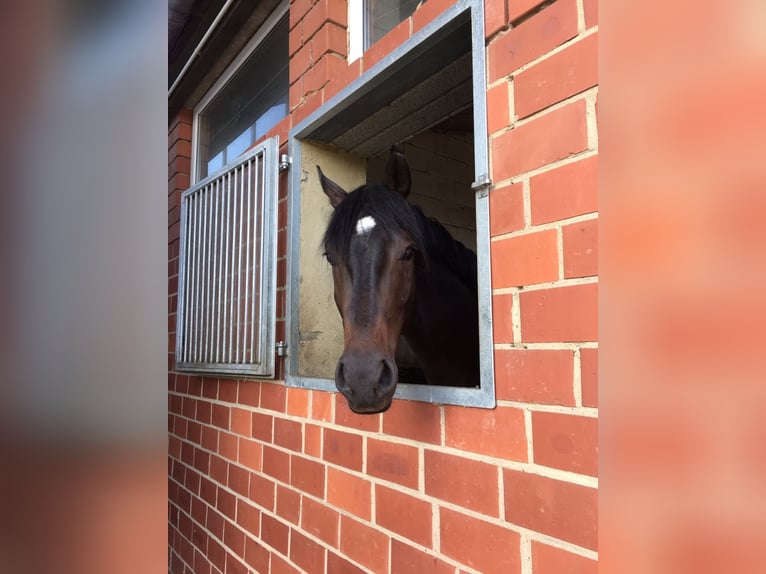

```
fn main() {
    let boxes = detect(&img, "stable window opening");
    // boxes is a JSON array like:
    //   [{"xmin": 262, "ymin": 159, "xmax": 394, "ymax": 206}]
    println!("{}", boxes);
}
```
[{"xmin": 287, "ymin": 0, "xmax": 494, "ymax": 409}]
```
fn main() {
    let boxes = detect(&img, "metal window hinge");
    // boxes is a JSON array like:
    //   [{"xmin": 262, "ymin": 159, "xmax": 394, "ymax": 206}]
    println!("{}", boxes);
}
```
[
  {"xmin": 471, "ymin": 174, "xmax": 492, "ymax": 198},
  {"xmin": 275, "ymin": 341, "xmax": 288, "ymax": 356},
  {"xmin": 279, "ymin": 154, "xmax": 292, "ymax": 172}
]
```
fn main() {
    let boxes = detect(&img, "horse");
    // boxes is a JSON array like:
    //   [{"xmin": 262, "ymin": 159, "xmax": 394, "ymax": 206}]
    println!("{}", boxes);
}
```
[{"xmin": 317, "ymin": 145, "xmax": 479, "ymax": 414}]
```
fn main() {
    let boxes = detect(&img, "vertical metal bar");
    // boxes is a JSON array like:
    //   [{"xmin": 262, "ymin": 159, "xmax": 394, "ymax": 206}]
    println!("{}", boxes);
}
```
[
  {"xmin": 250, "ymin": 155, "xmax": 259, "ymax": 364},
  {"xmin": 190, "ymin": 192, "xmax": 201, "ymax": 362},
  {"xmin": 212, "ymin": 178, "xmax": 221, "ymax": 363},
  {"xmin": 222, "ymin": 171, "xmax": 231, "ymax": 357},
  {"xmin": 236, "ymin": 162, "xmax": 245, "ymax": 362},
  {"xmin": 243, "ymin": 158, "xmax": 252, "ymax": 363},
  {"xmin": 205, "ymin": 181, "xmax": 214, "ymax": 363},
  {"xmin": 180, "ymin": 195, "xmax": 190, "ymax": 363},
  {"xmin": 200, "ymin": 185, "xmax": 209, "ymax": 362},
  {"xmin": 254, "ymin": 154, "xmax": 264, "ymax": 364},
  {"xmin": 228, "ymin": 167, "xmax": 238, "ymax": 363}
]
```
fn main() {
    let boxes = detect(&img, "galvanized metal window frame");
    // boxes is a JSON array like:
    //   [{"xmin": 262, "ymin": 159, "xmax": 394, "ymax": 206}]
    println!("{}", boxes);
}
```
[
  {"xmin": 176, "ymin": 137, "xmax": 279, "ymax": 377},
  {"xmin": 190, "ymin": 0, "xmax": 289, "ymax": 185},
  {"xmin": 286, "ymin": 0, "xmax": 495, "ymax": 408}
]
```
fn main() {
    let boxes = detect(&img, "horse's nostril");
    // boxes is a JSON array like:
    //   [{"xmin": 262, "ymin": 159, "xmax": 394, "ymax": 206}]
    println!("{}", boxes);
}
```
[{"xmin": 378, "ymin": 359, "xmax": 396, "ymax": 394}]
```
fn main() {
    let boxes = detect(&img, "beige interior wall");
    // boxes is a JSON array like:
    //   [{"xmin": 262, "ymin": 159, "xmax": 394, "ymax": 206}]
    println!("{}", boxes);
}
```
[{"xmin": 297, "ymin": 142, "xmax": 366, "ymax": 379}]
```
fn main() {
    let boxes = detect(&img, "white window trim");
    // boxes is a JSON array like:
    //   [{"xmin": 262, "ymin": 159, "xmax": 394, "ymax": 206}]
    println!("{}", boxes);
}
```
[
  {"xmin": 348, "ymin": 0, "xmax": 364, "ymax": 62},
  {"xmin": 190, "ymin": 0, "xmax": 289, "ymax": 185}
]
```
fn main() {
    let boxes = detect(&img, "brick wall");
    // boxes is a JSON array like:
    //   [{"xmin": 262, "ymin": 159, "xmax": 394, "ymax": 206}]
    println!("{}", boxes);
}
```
[{"xmin": 169, "ymin": 0, "xmax": 598, "ymax": 572}]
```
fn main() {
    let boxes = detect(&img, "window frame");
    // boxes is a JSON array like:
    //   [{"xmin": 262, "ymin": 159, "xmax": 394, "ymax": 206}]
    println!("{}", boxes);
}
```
[
  {"xmin": 175, "ymin": 136, "xmax": 280, "ymax": 378},
  {"xmin": 286, "ymin": 0, "xmax": 495, "ymax": 408},
  {"xmin": 190, "ymin": 0, "xmax": 289, "ymax": 185}
]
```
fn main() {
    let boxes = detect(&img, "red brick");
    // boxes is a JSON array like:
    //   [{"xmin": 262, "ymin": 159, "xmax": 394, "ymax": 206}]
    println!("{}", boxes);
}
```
[
  {"xmin": 312, "ymin": 390, "xmax": 334, "ymax": 421},
  {"xmin": 305, "ymin": 423, "xmax": 323, "ymax": 457},
  {"xmin": 238, "ymin": 381, "xmax": 260, "ymax": 407},
  {"xmin": 335, "ymin": 394, "xmax": 381, "ymax": 431},
  {"xmin": 230, "ymin": 407, "xmax": 251, "ymax": 436},
  {"xmin": 228, "ymin": 463, "xmax": 249, "ymax": 496},
  {"xmin": 519, "ymin": 283, "xmax": 598, "ymax": 342},
  {"xmin": 274, "ymin": 418, "xmax": 303, "ymax": 452},
  {"xmin": 488, "ymin": 0, "xmax": 578, "ymax": 81},
  {"xmin": 207, "ymin": 537, "xmax": 225, "ymax": 572},
  {"xmin": 286, "ymin": 387, "xmax": 310, "ymax": 418},
  {"xmin": 508, "ymin": 0, "xmax": 547, "ymax": 22},
  {"xmin": 201, "ymin": 425, "xmax": 218, "ymax": 451},
  {"xmin": 533, "ymin": 411, "xmax": 598, "ymax": 476},
  {"xmin": 209, "ymin": 454, "xmax": 228, "ymax": 484},
  {"xmin": 225, "ymin": 554, "xmax": 248, "ymax": 574},
  {"xmin": 492, "ymin": 293, "xmax": 515, "ymax": 344},
  {"xmin": 218, "ymin": 379, "xmax": 237, "ymax": 402},
  {"xmin": 301, "ymin": 497, "xmax": 340, "ymax": 547},
  {"xmin": 515, "ymin": 32, "xmax": 598, "ymax": 118},
  {"xmin": 563, "ymin": 218, "xmax": 598, "ymax": 278},
  {"xmin": 263, "ymin": 445, "xmax": 291, "ymax": 483},
  {"xmin": 327, "ymin": 467, "xmax": 372, "ymax": 520},
  {"xmin": 491, "ymin": 229, "xmax": 559, "ymax": 287},
  {"xmin": 290, "ymin": 529, "xmax": 327, "ymax": 573},
  {"xmin": 292, "ymin": 90, "xmax": 323, "ymax": 127},
  {"xmin": 532, "ymin": 541, "xmax": 597, "ymax": 573},
  {"xmin": 182, "ymin": 397, "xmax": 196, "ymax": 419},
  {"xmin": 382, "ymin": 400, "xmax": 441, "ymax": 444},
  {"xmin": 262, "ymin": 514, "xmax": 290, "ymax": 555},
  {"xmin": 391, "ymin": 539, "xmax": 454, "ymax": 574},
  {"xmin": 215, "ymin": 486, "xmax": 237, "ymax": 520},
  {"xmin": 277, "ymin": 485, "xmax": 302, "ymax": 525},
  {"xmin": 219, "ymin": 431, "xmax": 238, "ymax": 460},
  {"xmin": 412, "ymin": 0, "xmax": 457, "ymax": 33},
  {"xmin": 261, "ymin": 383, "xmax": 287, "ymax": 412},
  {"xmin": 271, "ymin": 553, "xmax": 300, "ymax": 574},
  {"xmin": 302, "ymin": 0, "xmax": 348, "ymax": 41},
  {"xmin": 583, "ymin": 0, "xmax": 597, "ymax": 28},
  {"xmin": 494, "ymin": 348, "xmax": 575, "ymax": 404},
  {"xmin": 489, "ymin": 182, "xmax": 524, "ymax": 236},
  {"xmin": 244, "ymin": 537, "xmax": 270, "ymax": 573},
  {"xmin": 324, "ymin": 58, "xmax": 362, "ymax": 102},
  {"xmin": 323, "ymin": 428, "xmax": 363, "ymax": 471},
  {"xmin": 211, "ymin": 404, "xmax": 229, "ymax": 430},
  {"xmin": 290, "ymin": 44, "xmax": 312, "ymax": 86},
  {"xmin": 289, "ymin": 19, "xmax": 303, "ymax": 56},
  {"xmin": 366, "ymin": 438, "xmax": 420, "ymax": 489},
  {"xmin": 424, "ymin": 451, "xmax": 499, "ymax": 516},
  {"xmin": 289, "ymin": 0, "xmax": 312, "ymax": 29},
  {"xmin": 252, "ymin": 412, "xmax": 274, "ymax": 442},
  {"xmin": 485, "ymin": 0, "xmax": 508, "ymax": 37},
  {"xmin": 445, "ymin": 405, "xmax": 527, "ymax": 461},
  {"xmin": 193, "ymin": 448, "xmax": 209, "ymax": 474},
  {"xmin": 364, "ymin": 19, "xmax": 409, "ymax": 70},
  {"xmin": 187, "ymin": 421, "xmax": 201, "ymax": 444},
  {"xmin": 207, "ymin": 508, "xmax": 224, "ymax": 540},
  {"xmin": 327, "ymin": 552, "xmax": 366, "ymax": 574},
  {"xmin": 375, "ymin": 485, "xmax": 432, "ymax": 547},
  {"xmin": 487, "ymin": 81, "xmax": 511, "ymax": 134},
  {"xmin": 223, "ymin": 519, "xmax": 245, "ymax": 556},
  {"xmin": 503, "ymin": 469, "xmax": 597, "ymax": 550},
  {"xmin": 530, "ymin": 155, "xmax": 598, "ymax": 224},
  {"xmin": 340, "ymin": 515, "xmax": 390, "ymax": 572},
  {"xmin": 580, "ymin": 347, "xmax": 598, "ymax": 407},
  {"xmin": 304, "ymin": 54, "xmax": 346, "ymax": 94},
  {"xmin": 290, "ymin": 454, "xmax": 325, "ymax": 498},
  {"xmin": 249, "ymin": 471, "xmax": 276, "ymax": 512},
  {"xmin": 236, "ymin": 499, "xmax": 260, "ymax": 537},
  {"xmin": 311, "ymin": 22, "xmax": 347, "ymax": 59},
  {"xmin": 239, "ymin": 437, "xmax": 263, "ymax": 471},
  {"xmin": 440, "ymin": 507, "xmax": 521, "ymax": 574},
  {"xmin": 492, "ymin": 99, "xmax": 588, "ymax": 180}
]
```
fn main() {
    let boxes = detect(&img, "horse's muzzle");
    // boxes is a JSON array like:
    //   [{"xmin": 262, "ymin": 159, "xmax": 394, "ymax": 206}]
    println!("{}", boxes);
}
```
[{"xmin": 335, "ymin": 351, "xmax": 398, "ymax": 414}]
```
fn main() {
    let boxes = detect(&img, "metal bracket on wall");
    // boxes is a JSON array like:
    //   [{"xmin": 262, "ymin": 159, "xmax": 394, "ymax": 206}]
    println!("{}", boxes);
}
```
[
  {"xmin": 275, "ymin": 341, "xmax": 288, "ymax": 356},
  {"xmin": 279, "ymin": 154, "xmax": 292, "ymax": 172},
  {"xmin": 471, "ymin": 174, "xmax": 492, "ymax": 198}
]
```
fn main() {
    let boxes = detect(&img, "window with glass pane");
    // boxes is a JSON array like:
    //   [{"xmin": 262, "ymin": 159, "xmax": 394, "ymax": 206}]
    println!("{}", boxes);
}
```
[
  {"xmin": 365, "ymin": 0, "xmax": 422, "ymax": 47},
  {"xmin": 195, "ymin": 15, "xmax": 288, "ymax": 180}
]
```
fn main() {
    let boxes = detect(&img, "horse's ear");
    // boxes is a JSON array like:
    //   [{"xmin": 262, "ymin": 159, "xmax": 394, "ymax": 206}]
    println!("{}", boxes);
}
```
[
  {"xmin": 317, "ymin": 166, "xmax": 347, "ymax": 208},
  {"xmin": 385, "ymin": 144, "xmax": 411, "ymax": 199}
]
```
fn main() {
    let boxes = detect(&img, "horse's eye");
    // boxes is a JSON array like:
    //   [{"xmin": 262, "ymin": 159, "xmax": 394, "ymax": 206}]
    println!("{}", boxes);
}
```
[
  {"xmin": 323, "ymin": 252, "xmax": 336, "ymax": 266},
  {"xmin": 400, "ymin": 245, "xmax": 417, "ymax": 261}
]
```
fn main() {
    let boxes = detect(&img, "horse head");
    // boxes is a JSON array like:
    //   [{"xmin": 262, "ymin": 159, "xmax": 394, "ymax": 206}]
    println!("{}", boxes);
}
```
[{"xmin": 317, "ymin": 146, "xmax": 421, "ymax": 413}]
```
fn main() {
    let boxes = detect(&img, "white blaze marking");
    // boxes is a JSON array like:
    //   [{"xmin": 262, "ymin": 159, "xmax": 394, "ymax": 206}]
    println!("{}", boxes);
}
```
[{"xmin": 355, "ymin": 216, "xmax": 376, "ymax": 235}]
